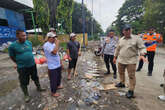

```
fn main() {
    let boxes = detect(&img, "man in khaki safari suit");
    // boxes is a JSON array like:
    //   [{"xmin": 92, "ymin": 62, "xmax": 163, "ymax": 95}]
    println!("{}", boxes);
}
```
[{"xmin": 113, "ymin": 24, "xmax": 147, "ymax": 98}]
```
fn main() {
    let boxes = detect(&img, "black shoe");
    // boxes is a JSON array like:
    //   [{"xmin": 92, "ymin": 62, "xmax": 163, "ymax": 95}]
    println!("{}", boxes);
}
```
[
  {"xmin": 115, "ymin": 82, "xmax": 125, "ymax": 88},
  {"xmin": 147, "ymin": 72, "xmax": 152, "ymax": 76},
  {"xmin": 37, "ymin": 87, "xmax": 46, "ymax": 92},
  {"xmin": 126, "ymin": 90, "xmax": 134, "ymax": 98},
  {"xmin": 136, "ymin": 68, "xmax": 141, "ymax": 72},
  {"xmin": 160, "ymin": 84, "xmax": 164, "ymax": 87},
  {"xmin": 113, "ymin": 74, "xmax": 117, "ymax": 79},
  {"xmin": 24, "ymin": 95, "xmax": 31, "ymax": 103}
]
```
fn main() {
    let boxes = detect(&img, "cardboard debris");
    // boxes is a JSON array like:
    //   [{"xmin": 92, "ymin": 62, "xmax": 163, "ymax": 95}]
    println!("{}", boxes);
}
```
[
  {"xmin": 118, "ymin": 92, "xmax": 126, "ymax": 96},
  {"xmin": 84, "ymin": 73, "xmax": 101, "ymax": 79},
  {"xmin": 85, "ymin": 73, "xmax": 93, "ymax": 79},
  {"xmin": 100, "ymin": 83, "xmax": 117, "ymax": 90}
]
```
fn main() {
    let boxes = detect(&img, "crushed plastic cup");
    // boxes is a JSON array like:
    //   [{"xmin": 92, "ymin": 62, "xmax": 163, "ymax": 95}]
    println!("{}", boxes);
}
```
[{"xmin": 158, "ymin": 95, "xmax": 165, "ymax": 101}]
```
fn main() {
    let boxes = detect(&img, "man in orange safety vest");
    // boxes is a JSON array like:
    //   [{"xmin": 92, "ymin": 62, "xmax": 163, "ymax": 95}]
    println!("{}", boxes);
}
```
[{"xmin": 136, "ymin": 27, "xmax": 163, "ymax": 76}]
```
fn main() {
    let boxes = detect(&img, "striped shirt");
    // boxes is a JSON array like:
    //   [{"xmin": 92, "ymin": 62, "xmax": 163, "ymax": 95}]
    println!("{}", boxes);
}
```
[{"xmin": 102, "ymin": 36, "xmax": 118, "ymax": 55}]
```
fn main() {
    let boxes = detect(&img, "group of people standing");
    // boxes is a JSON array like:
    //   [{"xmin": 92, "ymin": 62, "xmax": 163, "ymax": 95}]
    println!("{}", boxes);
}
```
[
  {"xmin": 101, "ymin": 24, "xmax": 163, "ymax": 98},
  {"xmin": 8, "ymin": 24, "xmax": 163, "ymax": 103},
  {"xmin": 43, "ymin": 30, "xmax": 80, "ymax": 97},
  {"xmin": 8, "ymin": 28, "xmax": 80, "ymax": 102}
]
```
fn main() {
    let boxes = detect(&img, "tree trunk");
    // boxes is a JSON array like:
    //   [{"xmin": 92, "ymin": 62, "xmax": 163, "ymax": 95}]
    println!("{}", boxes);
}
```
[{"xmin": 46, "ymin": 0, "xmax": 60, "ymax": 28}]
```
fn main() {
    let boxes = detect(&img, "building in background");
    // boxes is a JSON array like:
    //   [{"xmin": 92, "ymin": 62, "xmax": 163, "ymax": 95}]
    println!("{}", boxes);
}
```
[{"xmin": 0, "ymin": 0, "xmax": 33, "ymax": 45}]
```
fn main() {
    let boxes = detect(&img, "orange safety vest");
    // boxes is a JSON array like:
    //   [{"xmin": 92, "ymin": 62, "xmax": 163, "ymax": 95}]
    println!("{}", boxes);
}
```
[{"xmin": 142, "ymin": 33, "xmax": 163, "ymax": 52}]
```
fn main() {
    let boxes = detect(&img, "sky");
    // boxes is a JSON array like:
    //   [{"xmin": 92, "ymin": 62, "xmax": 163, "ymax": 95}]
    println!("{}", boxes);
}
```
[
  {"xmin": 14, "ymin": 0, "xmax": 33, "ymax": 7},
  {"xmin": 75, "ymin": 0, "xmax": 125, "ymax": 31},
  {"xmin": 14, "ymin": 0, "xmax": 125, "ymax": 31}
]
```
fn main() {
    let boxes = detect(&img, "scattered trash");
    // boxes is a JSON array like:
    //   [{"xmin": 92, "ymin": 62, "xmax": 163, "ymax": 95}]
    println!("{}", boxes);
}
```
[
  {"xmin": 38, "ymin": 104, "xmax": 42, "ymax": 108},
  {"xmin": 77, "ymin": 100, "xmax": 85, "ymax": 106},
  {"xmin": 8, "ymin": 107, "xmax": 12, "ymax": 110},
  {"xmin": 158, "ymin": 95, "xmax": 165, "ymax": 101},
  {"xmin": 43, "ymin": 106, "xmax": 49, "ymax": 110},
  {"xmin": 101, "ymin": 83, "xmax": 117, "ymax": 91},
  {"xmin": 99, "ymin": 105, "xmax": 109, "ymax": 108},
  {"xmin": 84, "ymin": 98, "xmax": 98, "ymax": 105},
  {"xmin": 84, "ymin": 73, "xmax": 101, "ymax": 79},
  {"xmin": 32, "ymin": 103, "xmax": 35, "ymax": 105},
  {"xmin": 35, "ymin": 55, "xmax": 47, "ymax": 64},
  {"xmin": 118, "ymin": 92, "xmax": 126, "ymax": 96},
  {"xmin": 84, "ymin": 73, "xmax": 94, "ymax": 79},
  {"xmin": 68, "ymin": 97, "xmax": 74, "ymax": 103},
  {"xmin": 20, "ymin": 104, "xmax": 25, "ymax": 110}
]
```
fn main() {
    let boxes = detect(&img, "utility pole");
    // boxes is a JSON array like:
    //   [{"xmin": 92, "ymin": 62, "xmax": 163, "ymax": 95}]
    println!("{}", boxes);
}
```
[
  {"xmin": 82, "ymin": 0, "xmax": 85, "ymax": 48},
  {"xmin": 91, "ymin": 0, "xmax": 94, "ymax": 38}
]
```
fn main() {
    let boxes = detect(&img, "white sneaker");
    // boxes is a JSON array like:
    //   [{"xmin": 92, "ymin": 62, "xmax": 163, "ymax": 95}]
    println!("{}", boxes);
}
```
[{"xmin": 158, "ymin": 95, "xmax": 165, "ymax": 101}]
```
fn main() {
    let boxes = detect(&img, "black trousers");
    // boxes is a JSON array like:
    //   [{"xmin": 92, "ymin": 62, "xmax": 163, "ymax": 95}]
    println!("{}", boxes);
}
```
[
  {"xmin": 69, "ymin": 58, "xmax": 78, "ymax": 69},
  {"xmin": 17, "ymin": 64, "xmax": 40, "ymax": 95},
  {"xmin": 104, "ymin": 54, "xmax": 117, "ymax": 74},
  {"xmin": 49, "ymin": 67, "xmax": 62, "ymax": 94},
  {"xmin": 137, "ymin": 51, "xmax": 155, "ymax": 73},
  {"xmin": 17, "ymin": 64, "xmax": 39, "ymax": 87}
]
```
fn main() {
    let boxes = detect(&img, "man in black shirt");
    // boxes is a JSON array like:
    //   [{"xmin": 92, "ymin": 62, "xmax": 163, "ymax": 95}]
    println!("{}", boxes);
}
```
[{"xmin": 67, "ymin": 33, "xmax": 80, "ymax": 80}]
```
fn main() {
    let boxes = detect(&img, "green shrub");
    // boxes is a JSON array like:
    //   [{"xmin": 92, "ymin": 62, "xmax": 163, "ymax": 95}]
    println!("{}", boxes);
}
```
[
  {"xmin": 60, "ymin": 42, "xmax": 67, "ymax": 51},
  {"xmin": 88, "ymin": 37, "xmax": 93, "ymax": 41},
  {"xmin": 3, "ymin": 48, "xmax": 8, "ymax": 53},
  {"xmin": 28, "ymin": 37, "xmax": 43, "ymax": 47}
]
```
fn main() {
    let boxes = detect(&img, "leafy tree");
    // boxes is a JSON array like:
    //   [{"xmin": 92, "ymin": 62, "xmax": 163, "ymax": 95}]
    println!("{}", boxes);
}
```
[
  {"xmin": 144, "ymin": 0, "xmax": 165, "ymax": 42},
  {"xmin": 72, "ymin": 2, "xmax": 103, "ymax": 35},
  {"xmin": 113, "ymin": 0, "xmax": 145, "ymax": 35},
  {"xmin": 109, "ymin": 0, "xmax": 165, "ymax": 43},
  {"xmin": 56, "ymin": 0, "xmax": 74, "ymax": 34},
  {"xmin": 33, "ymin": 0, "xmax": 50, "ymax": 35},
  {"xmin": 46, "ymin": 0, "xmax": 60, "ymax": 27},
  {"xmin": 106, "ymin": 24, "xmax": 120, "ymax": 36}
]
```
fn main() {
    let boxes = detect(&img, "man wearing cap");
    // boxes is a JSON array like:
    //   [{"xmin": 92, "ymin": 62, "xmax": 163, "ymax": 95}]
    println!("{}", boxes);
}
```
[
  {"xmin": 136, "ymin": 27, "xmax": 163, "ymax": 76},
  {"xmin": 101, "ymin": 30, "xmax": 118, "ymax": 79},
  {"xmin": 8, "ymin": 30, "xmax": 45, "ymax": 102},
  {"xmin": 113, "ymin": 24, "xmax": 146, "ymax": 98},
  {"xmin": 67, "ymin": 33, "xmax": 81, "ymax": 80},
  {"xmin": 43, "ymin": 32, "xmax": 63, "ymax": 97},
  {"xmin": 49, "ymin": 27, "xmax": 56, "ymax": 34},
  {"xmin": 45, "ymin": 28, "xmax": 56, "ymax": 42}
]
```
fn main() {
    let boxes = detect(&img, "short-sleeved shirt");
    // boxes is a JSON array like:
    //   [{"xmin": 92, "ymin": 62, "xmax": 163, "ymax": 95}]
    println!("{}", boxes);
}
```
[
  {"xmin": 102, "ymin": 36, "xmax": 118, "ymax": 55},
  {"xmin": 67, "ymin": 40, "xmax": 80, "ymax": 59},
  {"xmin": 8, "ymin": 40, "xmax": 35, "ymax": 68},
  {"xmin": 43, "ymin": 42, "xmax": 61, "ymax": 69},
  {"xmin": 114, "ymin": 35, "xmax": 146, "ymax": 64}
]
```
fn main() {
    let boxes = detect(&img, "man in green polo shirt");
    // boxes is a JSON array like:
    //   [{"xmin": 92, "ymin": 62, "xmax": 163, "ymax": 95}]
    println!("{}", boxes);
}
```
[{"xmin": 8, "ymin": 30, "xmax": 45, "ymax": 102}]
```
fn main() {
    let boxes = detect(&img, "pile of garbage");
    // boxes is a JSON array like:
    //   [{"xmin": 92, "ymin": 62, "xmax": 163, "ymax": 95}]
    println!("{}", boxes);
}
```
[{"xmin": 0, "ymin": 42, "xmax": 12, "ymax": 52}]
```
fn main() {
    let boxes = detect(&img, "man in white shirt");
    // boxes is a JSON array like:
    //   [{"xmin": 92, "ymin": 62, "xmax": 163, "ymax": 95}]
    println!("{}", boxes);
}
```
[{"xmin": 43, "ymin": 32, "xmax": 63, "ymax": 97}]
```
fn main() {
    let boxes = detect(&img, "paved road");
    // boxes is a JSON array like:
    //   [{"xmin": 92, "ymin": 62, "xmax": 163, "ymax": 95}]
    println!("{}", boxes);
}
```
[{"xmin": 134, "ymin": 47, "xmax": 165, "ymax": 110}]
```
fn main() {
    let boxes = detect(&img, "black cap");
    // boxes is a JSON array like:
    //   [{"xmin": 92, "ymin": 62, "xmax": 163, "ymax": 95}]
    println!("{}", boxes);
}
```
[
  {"xmin": 148, "ymin": 27, "xmax": 155, "ymax": 30},
  {"xmin": 109, "ymin": 29, "xmax": 115, "ymax": 32},
  {"xmin": 123, "ymin": 24, "xmax": 131, "ymax": 30}
]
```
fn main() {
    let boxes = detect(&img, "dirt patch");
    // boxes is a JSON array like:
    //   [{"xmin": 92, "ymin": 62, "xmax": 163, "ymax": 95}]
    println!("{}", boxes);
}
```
[{"xmin": 0, "ymin": 80, "xmax": 19, "ymax": 97}]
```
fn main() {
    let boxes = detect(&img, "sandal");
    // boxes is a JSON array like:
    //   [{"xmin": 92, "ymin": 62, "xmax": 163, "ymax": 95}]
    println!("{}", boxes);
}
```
[{"xmin": 51, "ymin": 93, "xmax": 60, "ymax": 97}]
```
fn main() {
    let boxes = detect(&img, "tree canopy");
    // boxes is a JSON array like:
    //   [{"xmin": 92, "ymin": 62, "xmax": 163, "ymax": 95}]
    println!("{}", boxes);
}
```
[
  {"xmin": 109, "ymin": 0, "xmax": 165, "ymax": 41},
  {"xmin": 32, "ymin": 0, "xmax": 103, "ymax": 35},
  {"xmin": 33, "ymin": 0, "xmax": 50, "ymax": 35},
  {"xmin": 72, "ymin": 2, "xmax": 103, "ymax": 35}
]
